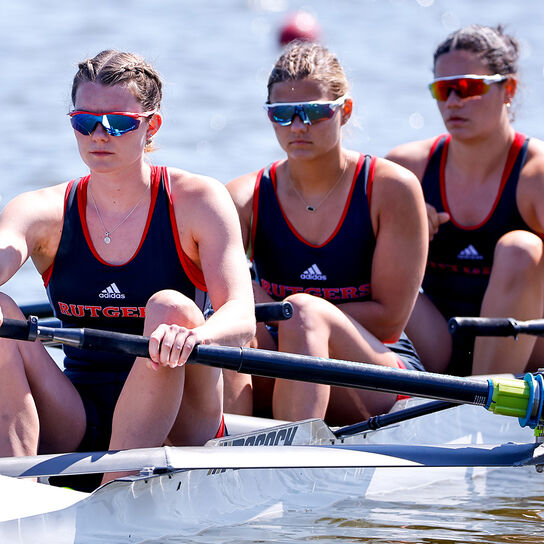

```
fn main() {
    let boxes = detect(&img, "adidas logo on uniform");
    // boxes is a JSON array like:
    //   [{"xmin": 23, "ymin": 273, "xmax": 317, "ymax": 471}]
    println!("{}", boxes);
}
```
[
  {"xmin": 457, "ymin": 244, "xmax": 483, "ymax": 260},
  {"xmin": 300, "ymin": 264, "xmax": 327, "ymax": 281},
  {"xmin": 99, "ymin": 282, "xmax": 126, "ymax": 299}
]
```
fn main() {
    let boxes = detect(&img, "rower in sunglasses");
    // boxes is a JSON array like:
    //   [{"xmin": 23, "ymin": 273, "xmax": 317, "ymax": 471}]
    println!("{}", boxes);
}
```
[
  {"xmin": 224, "ymin": 40, "xmax": 427, "ymax": 423},
  {"xmin": 386, "ymin": 24, "xmax": 544, "ymax": 378},
  {"xmin": 429, "ymin": 74, "xmax": 508, "ymax": 101},
  {"xmin": 68, "ymin": 110, "xmax": 156, "ymax": 136},
  {"xmin": 264, "ymin": 94, "xmax": 348, "ymax": 126},
  {"xmin": 0, "ymin": 49, "xmax": 255, "ymax": 490}
]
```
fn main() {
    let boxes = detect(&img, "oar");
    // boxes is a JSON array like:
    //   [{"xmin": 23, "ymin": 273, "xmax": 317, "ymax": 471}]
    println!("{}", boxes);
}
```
[
  {"xmin": 334, "ymin": 400, "xmax": 456, "ymax": 437},
  {"xmin": 19, "ymin": 301, "xmax": 54, "ymax": 318},
  {"xmin": 1, "ymin": 317, "xmax": 543, "ymax": 429},
  {"xmin": 0, "ymin": 442, "xmax": 542, "ymax": 478},
  {"xmin": 17, "ymin": 301, "xmax": 293, "ymax": 343},
  {"xmin": 19, "ymin": 300, "xmax": 294, "ymax": 325},
  {"xmin": 449, "ymin": 317, "xmax": 544, "ymax": 338}
]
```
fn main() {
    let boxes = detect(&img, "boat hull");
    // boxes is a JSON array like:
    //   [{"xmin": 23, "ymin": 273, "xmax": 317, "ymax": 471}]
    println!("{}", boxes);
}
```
[{"xmin": 0, "ymin": 398, "xmax": 538, "ymax": 543}]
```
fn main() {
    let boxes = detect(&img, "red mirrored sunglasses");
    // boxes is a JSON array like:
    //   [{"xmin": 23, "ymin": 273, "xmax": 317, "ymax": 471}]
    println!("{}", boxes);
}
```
[{"xmin": 429, "ymin": 74, "xmax": 508, "ymax": 101}]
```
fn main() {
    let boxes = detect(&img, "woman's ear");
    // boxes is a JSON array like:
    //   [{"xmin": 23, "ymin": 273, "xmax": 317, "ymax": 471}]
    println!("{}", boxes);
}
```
[
  {"xmin": 504, "ymin": 77, "xmax": 517, "ymax": 104},
  {"xmin": 147, "ymin": 112, "xmax": 163, "ymax": 138},
  {"xmin": 341, "ymin": 98, "xmax": 353, "ymax": 124}
]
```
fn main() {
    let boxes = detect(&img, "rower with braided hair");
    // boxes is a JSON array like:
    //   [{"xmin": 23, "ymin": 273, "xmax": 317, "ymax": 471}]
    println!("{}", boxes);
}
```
[
  {"xmin": 0, "ymin": 49, "xmax": 255, "ymax": 486},
  {"xmin": 224, "ymin": 41, "xmax": 427, "ymax": 423}
]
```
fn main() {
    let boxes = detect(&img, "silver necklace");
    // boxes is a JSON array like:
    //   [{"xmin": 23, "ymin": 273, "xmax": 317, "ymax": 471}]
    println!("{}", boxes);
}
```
[
  {"xmin": 288, "ymin": 157, "xmax": 348, "ymax": 212},
  {"xmin": 88, "ymin": 183, "xmax": 149, "ymax": 244}
]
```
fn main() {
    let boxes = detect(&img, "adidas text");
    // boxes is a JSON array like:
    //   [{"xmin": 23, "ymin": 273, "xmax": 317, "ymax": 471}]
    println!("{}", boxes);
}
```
[
  {"xmin": 300, "ymin": 264, "xmax": 327, "ymax": 281},
  {"xmin": 99, "ymin": 283, "xmax": 126, "ymax": 299}
]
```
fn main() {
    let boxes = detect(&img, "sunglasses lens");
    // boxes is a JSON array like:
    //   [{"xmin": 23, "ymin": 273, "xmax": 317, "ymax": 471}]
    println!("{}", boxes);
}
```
[
  {"xmin": 430, "ymin": 78, "xmax": 491, "ymax": 101},
  {"xmin": 266, "ymin": 102, "xmax": 340, "ymax": 125},
  {"xmin": 70, "ymin": 113, "xmax": 141, "ymax": 136},
  {"xmin": 303, "ymin": 103, "xmax": 336, "ymax": 122},
  {"xmin": 267, "ymin": 105, "xmax": 296, "ymax": 125},
  {"xmin": 70, "ymin": 114, "xmax": 99, "ymax": 135},
  {"xmin": 103, "ymin": 114, "xmax": 141, "ymax": 136}
]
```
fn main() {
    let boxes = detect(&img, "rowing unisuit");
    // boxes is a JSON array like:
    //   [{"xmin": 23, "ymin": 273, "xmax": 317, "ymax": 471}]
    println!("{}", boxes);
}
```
[
  {"xmin": 44, "ymin": 165, "xmax": 208, "ymax": 372},
  {"xmin": 251, "ymin": 153, "xmax": 375, "ymax": 303},
  {"xmin": 421, "ymin": 132, "xmax": 532, "ymax": 318}
]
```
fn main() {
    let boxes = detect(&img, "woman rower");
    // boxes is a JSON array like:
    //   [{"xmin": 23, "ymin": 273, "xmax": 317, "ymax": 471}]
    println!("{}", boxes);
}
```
[
  {"xmin": 386, "ymin": 24, "xmax": 544, "ymax": 376},
  {"xmin": 0, "ymin": 50, "xmax": 255, "ymax": 482},
  {"xmin": 224, "ymin": 41, "xmax": 427, "ymax": 424}
]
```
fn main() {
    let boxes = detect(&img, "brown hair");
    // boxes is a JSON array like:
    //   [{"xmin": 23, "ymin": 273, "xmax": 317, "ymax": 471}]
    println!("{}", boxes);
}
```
[
  {"xmin": 71, "ymin": 50, "xmax": 162, "ymax": 150},
  {"xmin": 267, "ymin": 40, "xmax": 349, "ymax": 101},
  {"xmin": 433, "ymin": 24, "xmax": 519, "ymax": 76}
]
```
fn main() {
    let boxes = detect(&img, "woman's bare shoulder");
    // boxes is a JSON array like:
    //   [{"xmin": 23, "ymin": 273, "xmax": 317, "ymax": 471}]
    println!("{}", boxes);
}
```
[
  {"xmin": 226, "ymin": 170, "xmax": 262, "ymax": 206},
  {"xmin": 166, "ymin": 167, "xmax": 227, "ymax": 202},
  {"xmin": 385, "ymin": 136, "xmax": 439, "ymax": 180},
  {"xmin": 3, "ymin": 182, "xmax": 69, "ymax": 221}
]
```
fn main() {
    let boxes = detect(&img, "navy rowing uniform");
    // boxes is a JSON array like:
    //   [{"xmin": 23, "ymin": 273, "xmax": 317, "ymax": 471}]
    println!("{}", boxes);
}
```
[
  {"xmin": 44, "ymin": 165, "xmax": 208, "ymax": 375},
  {"xmin": 250, "ymin": 154, "xmax": 423, "ymax": 372},
  {"xmin": 42, "ymin": 166, "xmax": 218, "ymax": 458},
  {"xmin": 421, "ymin": 132, "xmax": 534, "ymax": 375},
  {"xmin": 422, "ymin": 132, "xmax": 531, "ymax": 319},
  {"xmin": 251, "ymin": 154, "xmax": 375, "ymax": 305}
]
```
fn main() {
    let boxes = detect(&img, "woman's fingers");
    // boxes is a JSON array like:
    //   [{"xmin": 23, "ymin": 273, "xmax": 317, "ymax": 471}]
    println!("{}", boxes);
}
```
[
  {"xmin": 148, "ymin": 323, "xmax": 200, "ymax": 370},
  {"xmin": 426, "ymin": 204, "xmax": 450, "ymax": 240}
]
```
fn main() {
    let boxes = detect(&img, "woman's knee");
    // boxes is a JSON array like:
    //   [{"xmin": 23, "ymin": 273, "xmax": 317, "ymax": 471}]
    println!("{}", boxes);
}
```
[
  {"xmin": 281, "ymin": 293, "xmax": 329, "ymax": 329},
  {"xmin": 145, "ymin": 290, "xmax": 205, "ymax": 331},
  {"xmin": 493, "ymin": 231, "xmax": 544, "ymax": 280},
  {"xmin": 0, "ymin": 292, "xmax": 25, "ymax": 319}
]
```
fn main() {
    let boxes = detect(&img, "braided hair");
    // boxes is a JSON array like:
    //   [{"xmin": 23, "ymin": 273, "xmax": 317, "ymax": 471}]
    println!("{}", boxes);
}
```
[
  {"xmin": 71, "ymin": 50, "xmax": 162, "ymax": 150},
  {"xmin": 267, "ymin": 40, "xmax": 349, "ymax": 101}
]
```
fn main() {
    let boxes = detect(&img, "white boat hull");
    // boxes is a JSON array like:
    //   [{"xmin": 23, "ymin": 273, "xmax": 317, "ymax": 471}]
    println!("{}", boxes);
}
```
[{"xmin": 0, "ymin": 398, "xmax": 538, "ymax": 543}]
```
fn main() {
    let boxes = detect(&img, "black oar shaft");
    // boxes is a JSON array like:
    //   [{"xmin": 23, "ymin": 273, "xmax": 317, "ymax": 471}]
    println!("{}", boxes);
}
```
[
  {"xmin": 0, "ymin": 316, "xmax": 39, "ymax": 341},
  {"xmin": 449, "ymin": 317, "xmax": 544, "ymax": 337},
  {"xmin": 0, "ymin": 318, "xmax": 493, "ymax": 407},
  {"xmin": 334, "ymin": 400, "xmax": 456, "ymax": 437},
  {"xmin": 193, "ymin": 345, "xmax": 491, "ymax": 405}
]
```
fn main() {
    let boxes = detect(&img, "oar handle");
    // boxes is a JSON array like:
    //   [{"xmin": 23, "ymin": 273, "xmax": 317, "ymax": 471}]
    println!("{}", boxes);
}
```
[
  {"xmin": 20, "ymin": 301, "xmax": 293, "ymax": 324},
  {"xmin": 0, "ymin": 317, "xmax": 38, "ymax": 341},
  {"xmin": 448, "ymin": 317, "xmax": 544, "ymax": 337},
  {"xmin": 255, "ymin": 301, "xmax": 293, "ymax": 322},
  {"xmin": 1, "ymin": 301, "xmax": 292, "ymax": 355}
]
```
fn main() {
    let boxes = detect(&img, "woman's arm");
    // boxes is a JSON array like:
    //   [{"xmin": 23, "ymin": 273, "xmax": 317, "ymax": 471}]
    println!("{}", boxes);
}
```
[
  {"xmin": 518, "ymin": 138, "xmax": 544, "ymax": 235},
  {"xmin": 171, "ymin": 170, "xmax": 256, "ymax": 348},
  {"xmin": 226, "ymin": 171, "xmax": 259, "ymax": 251},
  {"xmin": 338, "ymin": 158, "xmax": 428, "ymax": 342},
  {"xmin": 0, "ymin": 184, "xmax": 65, "ymax": 285}
]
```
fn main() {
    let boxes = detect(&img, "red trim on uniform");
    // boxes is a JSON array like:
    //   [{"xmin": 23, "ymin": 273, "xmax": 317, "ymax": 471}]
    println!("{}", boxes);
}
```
[
  {"xmin": 78, "ymin": 169, "xmax": 159, "ymax": 267},
  {"xmin": 214, "ymin": 414, "xmax": 226, "ymax": 438},
  {"xmin": 164, "ymin": 168, "xmax": 207, "ymax": 292},
  {"xmin": 366, "ymin": 155, "xmax": 376, "ymax": 208},
  {"xmin": 428, "ymin": 134, "xmax": 447, "ymax": 161},
  {"xmin": 394, "ymin": 357, "xmax": 411, "ymax": 400},
  {"xmin": 42, "ymin": 180, "xmax": 76, "ymax": 287},
  {"xmin": 438, "ymin": 134, "xmax": 451, "ymax": 220},
  {"xmin": 440, "ymin": 132, "xmax": 526, "ymax": 230},
  {"xmin": 271, "ymin": 154, "xmax": 361, "ymax": 248},
  {"xmin": 250, "ymin": 167, "xmax": 266, "ymax": 262}
]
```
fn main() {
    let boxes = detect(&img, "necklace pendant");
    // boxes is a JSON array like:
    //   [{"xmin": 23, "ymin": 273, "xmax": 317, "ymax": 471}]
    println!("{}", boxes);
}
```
[
  {"xmin": 104, "ymin": 234, "xmax": 111, "ymax": 244},
  {"xmin": 306, "ymin": 205, "xmax": 316, "ymax": 212}
]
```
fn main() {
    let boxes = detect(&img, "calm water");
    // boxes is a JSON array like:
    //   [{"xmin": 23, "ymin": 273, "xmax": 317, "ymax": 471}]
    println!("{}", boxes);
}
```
[{"xmin": 1, "ymin": 0, "xmax": 544, "ymax": 541}]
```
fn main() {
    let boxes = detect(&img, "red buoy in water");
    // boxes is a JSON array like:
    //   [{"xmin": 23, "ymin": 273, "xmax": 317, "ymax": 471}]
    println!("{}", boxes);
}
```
[{"xmin": 278, "ymin": 11, "xmax": 321, "ymax": 47}]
